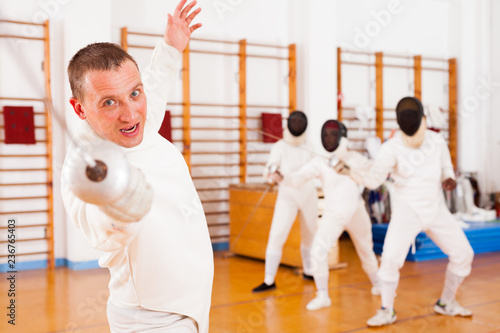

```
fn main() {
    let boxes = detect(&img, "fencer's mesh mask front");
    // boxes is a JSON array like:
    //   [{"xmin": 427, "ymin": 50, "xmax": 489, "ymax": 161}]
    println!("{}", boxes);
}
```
[
  {"xmin": 396, "ymin": 97, "xmax": 424, "ymax": 136},
  {"xmin": 287, "ymin": 111, "xmax": 308, "ymax": 137},
  {"xmin": 321, "ymin": 120, "xmax": 342, "ymax": 152}
]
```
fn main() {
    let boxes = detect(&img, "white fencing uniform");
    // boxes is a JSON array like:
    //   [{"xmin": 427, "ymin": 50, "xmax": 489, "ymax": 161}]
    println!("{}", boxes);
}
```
[
  {"xmin": 62, "ymin": 42, "xmax": 214, "ymax": 332},
  {"xmin": 353, "ymin": 130, "xmax": 474, "ymax": 309},
  {"xmin": 263, "ymin": 138, "xmax": 318, "ymax": 279},
  {"xmin": 287, "ymin": 154, "xmax": 379, "ymax": 285}
]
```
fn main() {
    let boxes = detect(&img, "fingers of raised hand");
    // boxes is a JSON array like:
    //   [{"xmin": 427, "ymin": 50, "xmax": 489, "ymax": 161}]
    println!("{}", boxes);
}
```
[
  {"xmin": 186, "ymin": 7, "xmax": 201, "ymax": 25},
  {"xmin": 189, "ymin": 23, "xmax": 202, "ymax": 33},
  {"xmin": 180, "ymin": 0, "xmax": 198, "ymax": 20},
  {"xmin": 174, "ymin": 0, "xmax": 188, "ymax": 17}
]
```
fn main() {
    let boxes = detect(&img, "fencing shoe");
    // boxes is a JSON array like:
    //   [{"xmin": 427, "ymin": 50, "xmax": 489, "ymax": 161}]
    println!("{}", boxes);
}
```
[
  {"xmin": 306, "ymin": 293, "xmax": 331, "ymax": 311},
  {"xmin": 434, "ymin": 300, "xmax": 472, "ymax": 317},
  {"xmin": 252, "ymin": 282, "xmax": 276, "ymax": 293},
  {"xmin": 367, "ymin": 308, "xmax": 397, "ymax": 327},
  {"xmin": 303, "ymin": 273, "xmax": 314, "ymax": 281}
]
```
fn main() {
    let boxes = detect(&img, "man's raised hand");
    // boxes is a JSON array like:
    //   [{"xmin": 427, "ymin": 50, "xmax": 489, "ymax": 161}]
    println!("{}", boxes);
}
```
[{"xmin": 164, "ymin": 0, "xmax": 202, "ymax": 52}]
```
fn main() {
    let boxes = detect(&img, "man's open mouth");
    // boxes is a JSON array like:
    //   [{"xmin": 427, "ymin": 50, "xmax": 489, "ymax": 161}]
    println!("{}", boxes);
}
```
[{"xmin": 120, "ymin": 123, "xmax": 138, "ymax": 133}]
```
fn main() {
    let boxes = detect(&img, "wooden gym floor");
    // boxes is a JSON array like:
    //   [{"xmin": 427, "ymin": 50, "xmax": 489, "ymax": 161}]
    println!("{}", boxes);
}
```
[{"xmin": 1, "ymin": 238, "xmax": 500, "ymax": 333}]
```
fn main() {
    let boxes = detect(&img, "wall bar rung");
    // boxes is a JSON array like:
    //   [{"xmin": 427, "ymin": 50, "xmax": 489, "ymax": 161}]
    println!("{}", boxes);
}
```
[
  {"xmin": 0, "ymin": 96, "xmax": 45, "ymax": 102},
  {"xmin": 0, "ymin": 19, "xmax": 45, "ymax": 26},
  {"xmin": 190, "ymin": 50, "xmax": 239, "ymax": 57},
  {"xmin": 205, "ymin": 211, "xmax": 229, "ymax": 216},
  {"xmin": 0, "ymin": 196, "xmax": 48, "ymax": 200},
  {"xmin": 0, "ymin": 168, "xmax": 49, "ymax": 172},
  {"xmin": 0, "ymin": 237, "xmax": 47, "ymax": 244},
  {"xmin": 0, "ymin": 251, "xmax": 49, "ymax": 258},
  {"xmin": 192, "ymin": 175, "xmax": 239, "ymax": 180},
  {"xmin": 0, "ymin": 210, "xmax": 49, "ymax": 215},
  {"xmin": 0, "ymin": 182, "xmax": 49, "ymax": 186},
  {"xmin": 0, "ymin": 224, "xmax": 48, "ymax": 230},
  {"xmin": 190, "ymin": 151, "xmax": 239, "ymax": 155},
  {"xmin": 0, "ymin": 34, "xmax": 44, "ymax": 41},
  {"xmin": 127, "ymin": 44, "xmax": 155, "ymax": 50},
  {"xmin": 196, "ymin": 187, "xmax": 229, "ymax": 192}
]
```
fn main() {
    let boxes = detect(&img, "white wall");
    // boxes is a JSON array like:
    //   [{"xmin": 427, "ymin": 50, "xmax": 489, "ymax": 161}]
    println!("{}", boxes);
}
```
[
  {"xmin": 490, "ymin": 0, "xmax": 500, "ymax": 193},
  {"xmin": 456, "ymin": 0, "xmax": 497, "ymax": 196},
  {"xmin": 289, "ymin": 0, "xmax": 338, "ymax": 153},
  {"xmin": 1, "ymin": 0, "xmax": 498, "ymax": 267}
]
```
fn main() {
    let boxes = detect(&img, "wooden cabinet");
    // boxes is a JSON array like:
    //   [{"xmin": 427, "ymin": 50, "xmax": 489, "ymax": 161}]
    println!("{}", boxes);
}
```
[{"xmin": 229, "ymin": 183, "xmax": 339, "ymax": 268}]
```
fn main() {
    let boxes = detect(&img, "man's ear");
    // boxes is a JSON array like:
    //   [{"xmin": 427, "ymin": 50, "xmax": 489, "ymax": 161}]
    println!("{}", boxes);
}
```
[{"xmin": 70, "ymin": 97, "xmax": 86, "ymax": 120}]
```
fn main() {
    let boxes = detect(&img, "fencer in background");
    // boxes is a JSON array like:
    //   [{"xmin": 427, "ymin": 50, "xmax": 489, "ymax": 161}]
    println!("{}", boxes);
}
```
[
  {"xmin": 348, "ymin": 97, "xmax": 474, "ymax": 327},
  {"xmin": 452, "ymin": 175, "xmax": 496, "ymax": 222},
  {"xmin": 276, "ymin": 120, "xmax": 380, "ymax": 310},
  {"xmin": 252, "ymin": 111, "xmax": 318, "ymax": 292},
  {"xmin": 61, "ymin": 1, "xmax": 214, "ymax": 332}
]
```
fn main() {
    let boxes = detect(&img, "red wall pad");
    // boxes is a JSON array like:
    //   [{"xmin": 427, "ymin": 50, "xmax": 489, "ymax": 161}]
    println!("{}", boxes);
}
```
[
  {"xmin": 261, "ymin": 112, "xmax": 282, "ymax": 143},
  {"xmin": 158, "ymin": 110, "xmax": 172, "ymax": 142},
  {"xmin": 3, "ymin": 106, "xmax": 36, "ymax": 144}
]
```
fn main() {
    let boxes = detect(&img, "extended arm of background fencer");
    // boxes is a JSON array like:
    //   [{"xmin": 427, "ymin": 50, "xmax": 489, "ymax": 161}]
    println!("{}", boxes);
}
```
[
  {"xmin": 344, "ymin": 150, "xmax": 374, "ymax": 172},
  {"xmin": 283, "ymin": 157, "xmax": 322, "ymax": 188},
  {"xmin": 349, "ymin": 143, "xmax": 396, "ymax": 190},
  {"xmin": 142, "ymin": 41, "xmax": 182, "ymax": 133}
]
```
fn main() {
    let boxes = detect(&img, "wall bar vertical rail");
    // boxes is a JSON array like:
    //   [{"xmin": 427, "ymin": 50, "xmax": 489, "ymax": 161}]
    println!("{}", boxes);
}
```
[
  {"xmin": 183, "ymin": 43, "xmax": 192, "ymax": 171},
  {"xmin": 43, "ymin": 20, "xmax": 54, "ymax": 269},
  {"xmin": 288, "ymin": 44, "xmax": 297, "ymax": 113},
  {"xmin": 238, "ymin": 39, "xmax": 247, "ymax": 183},
  {"xmin": 375, "ymin": 52, "xmax": 384, "ymax": 141},
  {"xmin": 448, "ymin": 58, "xmax": 458, "ymax": 168},
  {"xmin": 337, "ymin": 47, "xmax": 343, "ymax": 121},
  {"xmin": 414, "ymin": 55, "xmax": 422, "ymax": 100},
  {"xmin": 120, "ymin": 27, "xmax": 128, "ymax": 52}
]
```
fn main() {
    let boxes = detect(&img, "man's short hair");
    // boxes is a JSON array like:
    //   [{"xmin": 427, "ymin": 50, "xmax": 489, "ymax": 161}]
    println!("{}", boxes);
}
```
[{"xmin": 67, "ymin": 42, "xmax": 139, "ymax": 101}]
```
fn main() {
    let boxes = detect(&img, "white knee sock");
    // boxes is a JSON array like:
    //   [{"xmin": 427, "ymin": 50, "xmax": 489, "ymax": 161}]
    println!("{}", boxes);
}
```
[
  {"xmin": 300, "ymin": 245, "xmax": 313, "ymax": 276},
  {"xmin": 264, "ymin": 252, "xmax": 281, "ymax": 285},
  {"xmin": 440, "ymin": 270, "xmax": 465, "ymax": 304},
  {"xmin": 314, "ymin": 276, "xmax": 329, "ymax": 297},
  {"xmin": 380, "ymin": 280, "xmax": 398, "ymax": 310}
]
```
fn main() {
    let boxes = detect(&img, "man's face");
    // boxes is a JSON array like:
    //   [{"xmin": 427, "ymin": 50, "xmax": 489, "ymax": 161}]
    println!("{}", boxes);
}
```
[
  {"xmin": 70, "ymin": 60, "xmax": 147, "ymax": 148},
  {"xmin": 323, "ymin": 127, "xmax": 339, "ymax": 152}
]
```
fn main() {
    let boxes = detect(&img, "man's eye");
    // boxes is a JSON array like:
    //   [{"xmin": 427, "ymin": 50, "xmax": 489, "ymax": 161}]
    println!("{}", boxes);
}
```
[
  {"xmin": 105, "ymin": 100, "xmax": 115, "ymax": 106},
  {"xmin": 131, "ymin": 90, "xmax": 139, "ymax": 98}
]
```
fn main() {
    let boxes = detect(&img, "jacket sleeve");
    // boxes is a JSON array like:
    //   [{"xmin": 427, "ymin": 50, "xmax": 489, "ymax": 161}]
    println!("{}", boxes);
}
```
[
  {"xmin": 61, "ymin": 177, "xmax": 144, "ymax": 252},
  {"xmin": 344, "ymin": 150, "xmax": 373, "ymax": 172},
  {"xmin": 440, "ymin": 137, "xmax": 456, "ymax": 181},
  {"xmin": 350, "ymin": 142, "xmax": 396, "ymax": 189},
  {"xmin": 142, "ymin": 41, "xmax": 182, "ymax": 133},
  {"xmin": 284, "ymin": 158, "xmax": 322, "ymax": 187}
]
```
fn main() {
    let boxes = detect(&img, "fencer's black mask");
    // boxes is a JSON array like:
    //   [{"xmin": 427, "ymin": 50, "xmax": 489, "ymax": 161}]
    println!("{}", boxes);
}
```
[
  {"xmin": 321, "ymin": 120, "xmax": 342, "ymax": 152},
  {"xmin": 396, "ymin": 97, "xmax": 424, "ymax": 136},
  {"xmin": 339, "ymin": 121, "xmax": 348, "ymax": 138},
  {"xmin": 287, "ymin": 110, "xmax": 308, "ymax": 137}
]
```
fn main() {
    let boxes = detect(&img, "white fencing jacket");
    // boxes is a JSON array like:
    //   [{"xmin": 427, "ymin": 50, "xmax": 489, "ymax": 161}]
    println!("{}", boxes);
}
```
[
  {"xmin": 264, "ymin": 139, "xmax": 317, "ymax": 198},
  {"xmin": 61, "ymin": 42, "xmax": 214, "ymax": 332},
  {"xmin": 286, "ymin": 151, "xmax": 364, "ymax": 220},
  {"xmin": 352, "ymin": 130, "xmax": 455, "ymax": 223}
]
